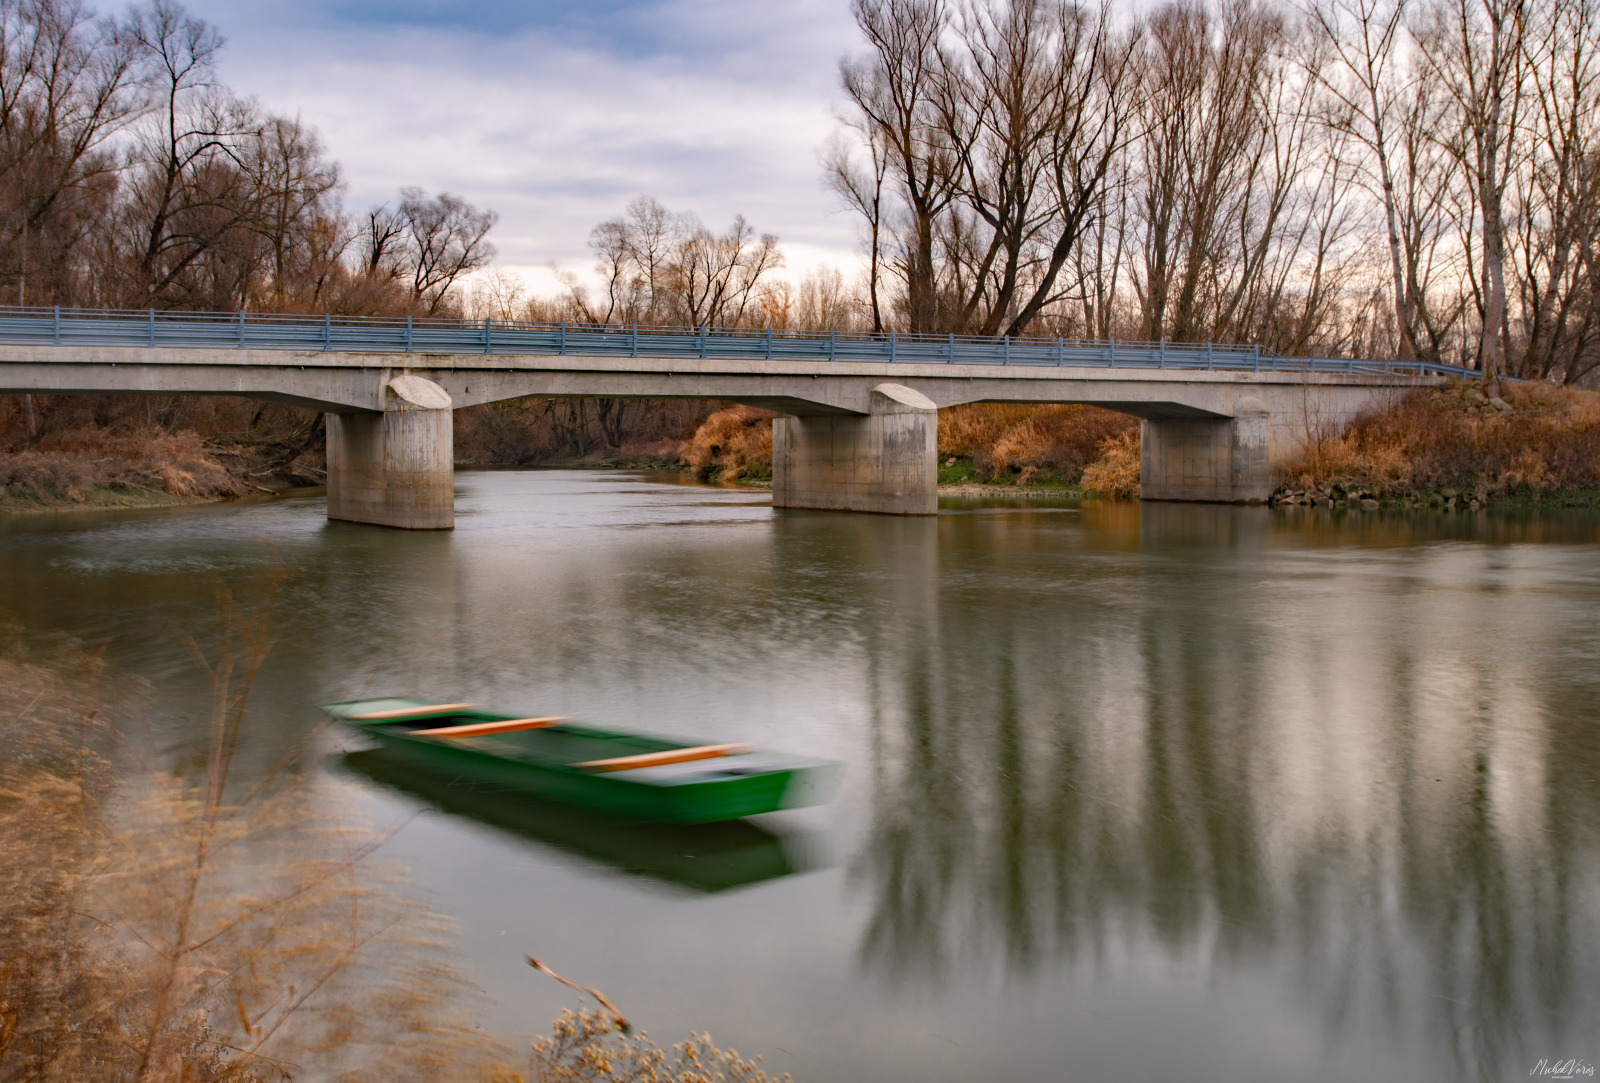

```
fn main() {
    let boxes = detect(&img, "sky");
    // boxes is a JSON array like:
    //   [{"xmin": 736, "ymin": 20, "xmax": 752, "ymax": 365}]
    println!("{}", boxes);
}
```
[{"xmin": 181, "ymin": 0, "xmax": 867, "ymax": 295}]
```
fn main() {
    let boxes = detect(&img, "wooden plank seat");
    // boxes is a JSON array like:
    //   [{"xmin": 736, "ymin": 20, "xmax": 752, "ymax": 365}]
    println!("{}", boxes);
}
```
[
  {"xmin": 348, "ymin": 702, "xmax": 476, "ymax": 721},
  {"xmin": 574, "ymin": 743, "xmax": 753, "ymax": 773},
  {"xmin": 412, "ymin": 716, "xmax": 569, "ymax": 738}
]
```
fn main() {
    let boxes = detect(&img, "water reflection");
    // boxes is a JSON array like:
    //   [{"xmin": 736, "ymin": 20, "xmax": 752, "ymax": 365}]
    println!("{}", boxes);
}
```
[
  {"xmin": 819, "ymin": 503, "xmax": 1600, "ymax": 1080},
  {"xmin": 4, "ymin": 477, "xmax": 1599, "ymax": 1081},
  {"xmin": 340, "ymin": 748, "xmax": 811, "ymax": 894}
]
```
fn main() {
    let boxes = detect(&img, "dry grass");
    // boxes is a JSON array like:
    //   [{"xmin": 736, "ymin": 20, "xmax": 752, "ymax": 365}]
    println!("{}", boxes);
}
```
[
  {"xmin": 0, "ymin": 577, "xmax": 509, "ymax": 1082},
  {"xmin": 679, "ymin": 406, "xmax": 774, "ymax": 482},
  {"xmin": 530, "ymin": 1009, "xmax": 788, "ymax": 1083},
  {"xmin": 1079, "ymin": 429, "xmax": 1142, "ymax": 497},
  {"xmin": 675, "ymin": 401, "xmax": 1143, "ymax": 490},
  {"xmin": 938, "ymin": 404, "xmax": 1138, "ymax": 484},
  {"xmin": 1, "ymin": 574, "xmax": 796, "ymax": 1082},
  {"xmin": 0, "ymin": 395, "xmax": 330, "ymax": 509},
  {"xmin": 1282, "ymin": 382, "xmax": 1600, "ymax": 499},
  {"xmin": 0, "ymin": 430, "xmax": 248, "ymax": 505}
]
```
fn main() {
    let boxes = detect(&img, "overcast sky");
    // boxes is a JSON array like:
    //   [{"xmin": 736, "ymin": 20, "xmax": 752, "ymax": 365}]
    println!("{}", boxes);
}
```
[{"xmin": 180, "ymin": 0, "xmax": 866, "ymax": 293}]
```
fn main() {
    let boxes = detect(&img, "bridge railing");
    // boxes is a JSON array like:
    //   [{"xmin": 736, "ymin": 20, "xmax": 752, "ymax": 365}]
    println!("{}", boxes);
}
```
[{"xmin": 0, "ymin": 306, "xmax": 1477, "ymax": 379}]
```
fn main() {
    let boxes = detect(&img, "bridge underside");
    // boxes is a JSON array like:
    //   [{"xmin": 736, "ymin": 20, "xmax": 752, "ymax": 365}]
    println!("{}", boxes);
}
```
[{"xmin": 0, "ymin": 346, "xmax": 1426, "ymax": 527}]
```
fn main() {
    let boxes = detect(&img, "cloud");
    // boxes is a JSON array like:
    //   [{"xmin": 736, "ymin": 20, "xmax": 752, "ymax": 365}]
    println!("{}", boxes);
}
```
[{"xmin": 180, "ymin": 0, "xmax": 869, "ymax": 290}]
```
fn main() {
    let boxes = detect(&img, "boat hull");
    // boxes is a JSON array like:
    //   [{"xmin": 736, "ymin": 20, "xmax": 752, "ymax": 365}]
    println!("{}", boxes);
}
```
[{"xmin": 359, "ymin": 725, "xmax": 807, "ymax": 824}]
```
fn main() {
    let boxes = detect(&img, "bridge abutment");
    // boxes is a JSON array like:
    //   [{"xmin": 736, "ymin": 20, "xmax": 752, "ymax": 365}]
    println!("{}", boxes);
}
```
[
  {"xmin": 326, "ymin": 379, "xmax": 454, "ymax": 529},
  {"xmin": 1139, "ymin": 398, "xmax": 1274, "ymax": 503},
  {"xmin": 772, "ymin": 383, "xmax": 938, "ymax": 515}
]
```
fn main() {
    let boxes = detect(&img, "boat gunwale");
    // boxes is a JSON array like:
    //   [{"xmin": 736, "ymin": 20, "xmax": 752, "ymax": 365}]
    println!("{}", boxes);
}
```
[{"xmin": 323, "ymin": 700, "xmax": 819, "ymax": 788}]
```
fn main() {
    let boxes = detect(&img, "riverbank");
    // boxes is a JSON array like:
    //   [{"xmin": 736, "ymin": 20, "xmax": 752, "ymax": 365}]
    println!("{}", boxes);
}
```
[
  {"xmin": 1271, "ymin": 381, "xmax": 1600, "ymax": 509},
  {"xmin": 7, "ymin": 382, "xmax": 1599, "ymax": 514}
]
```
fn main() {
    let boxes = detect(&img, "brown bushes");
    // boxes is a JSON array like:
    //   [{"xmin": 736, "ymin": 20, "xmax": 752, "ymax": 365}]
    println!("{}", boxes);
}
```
[
  {"xmin": 0, "ymin": 394, "xmax": 334, "ymax": 508},
  {"xmin": 531, "ymin": 1009, "xmax": 789, "ymax": 1083},
  {"xmin": 0, "ymin": 593, "xmax": 509, "ymax": 1082},
  {"xmin": 673, "ymin": 401, "xmax": 1144, "ymax": 492},
  {"xmin": 679, "ymin": 406, "xmax": 774, "ymax": 482},
  {"xmin": 939, "ymin": 403, "xmax": 1138, "ymax": 484},
  {"xmin": 1283, "ymin": 382, "xmax": 1600, "ymax": 499},
  {"xmin": 0, "ymin": 430, "xmax": 247, "ymax": 504},
  {"xmin": 1079, "ymin": 429, "xmax": 1142, "ymax": 497}
]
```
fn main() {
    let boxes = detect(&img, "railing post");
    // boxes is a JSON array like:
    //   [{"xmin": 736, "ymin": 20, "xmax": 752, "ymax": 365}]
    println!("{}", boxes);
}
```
[
  {"xmin": 406, "ymin": 315, "xmax": 414, "ymax": 353},
  {"xmin": 237, "ymin": 309, "xmax": 244, "ymax": 349},
  {"xmin": 1109, "ymin": 337, "xmax": 1116, "ymax": 368},
  {"xmin": 765, "ymin": 326, "xmax": 772, "ymax": 361},
  {"xmin": 829, "ymin": 328, "xmax": 835, "ymax": 363},
  {"xmin": 1159, "ymin": 339, "xmax": 1165, "ymax": 369},
  {"xmin": 147, "ymin": 308, "xmax": 155, "ymax": 348},
  {"xmin": 1057, "ymin": 335, "xmax": 1063, "ymax": 366},
  {"xmin": 948, "ymin": 331, "xmax": 955, "ymax": 363},
  {"xmin": 890, "ymin": 330, "xmax": 897, "ymax": 363},
  {"xmin": 1002, "ymin": 334, "xmax": 1009, "ymax": 365},
  {"xmin": 699, "ymin": 325, "xmax": 707, "ymax": 360},
  {"xmin": 1207, "ymin": 341, "xmax": 1214, "ymax": 370},
  {"xmin": 52, "ymin": 304, "xmax": 59, "ymax": 346},
  {"xmin": 484, "ymin": 316, "xmax": 492, "ymax": 354},
  {"xmin": 630, "ymin": 322, "xmax": 638, "ymax": 358},
  {"xmin": 323, "ymin": 311, "xmax": 331, "ymax": 351},
  {"xmin": 556, "ymin": 318, "xmax": 564, "ymax": 356},
  {"xmin": 1253, "ymin": 344, "xmax": 1260, "ymax": 372}
]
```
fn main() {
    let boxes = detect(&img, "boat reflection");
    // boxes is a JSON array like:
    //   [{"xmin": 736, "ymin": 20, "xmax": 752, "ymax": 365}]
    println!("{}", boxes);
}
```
[{"xmin": 340, "ymin": 748, "xmax": 814, "ymax": 894}]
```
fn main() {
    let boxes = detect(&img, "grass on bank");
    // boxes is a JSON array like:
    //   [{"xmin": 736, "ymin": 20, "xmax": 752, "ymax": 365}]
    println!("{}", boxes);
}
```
[
  {"xmin": 1276, "ymin": 382, "xmax": 1600, "ymax": 507},
  {"xmin": 0, "ymin": 572, "xmax": 790, "ymax": 1082},
  {"xmin": 683, "ymin": 402, "xmax": 1144, "ymax": 497},
  {"xmin": 9, "ymin": 380, "xmax": 1600, "ymax": 513}
]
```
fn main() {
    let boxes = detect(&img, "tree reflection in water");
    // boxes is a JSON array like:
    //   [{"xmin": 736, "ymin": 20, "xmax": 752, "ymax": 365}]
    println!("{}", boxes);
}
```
[{"xmin": 824, "ymin": 503, "xmax": 1600, "ymax": 1080}]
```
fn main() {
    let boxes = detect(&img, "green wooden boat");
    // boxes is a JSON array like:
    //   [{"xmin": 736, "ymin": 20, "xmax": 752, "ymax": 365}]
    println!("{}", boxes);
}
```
[{"xmin": 322, "ymin": 697, "xmax": 837, "ymax": 824}]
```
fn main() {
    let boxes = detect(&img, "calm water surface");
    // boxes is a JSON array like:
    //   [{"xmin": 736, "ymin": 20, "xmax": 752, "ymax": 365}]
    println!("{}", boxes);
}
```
[{"xmin": 4, "ymin": 471, "xmax": 1599, "ymax": 1083}]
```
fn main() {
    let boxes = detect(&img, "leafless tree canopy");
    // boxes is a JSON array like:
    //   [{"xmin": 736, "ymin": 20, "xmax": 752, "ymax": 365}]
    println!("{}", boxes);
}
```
[
  {"xmin": 559, "ymin": 196, "xmax": 782, "ymax": 329},
  {"xmin": 833, "ymin": 0, "xmax": 1600, "ymax": 384},
  {"xmin": 0, "ymin": 0, "xmax": 496, "ymax": 316}
]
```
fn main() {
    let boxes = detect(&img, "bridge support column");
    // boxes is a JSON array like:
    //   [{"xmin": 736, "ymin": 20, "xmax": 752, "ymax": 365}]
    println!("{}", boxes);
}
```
[
  {"xmin": 772, "ymin": 383, "xmax": 937, "ymax": 515},
  {"xmin": 1140, "ymin": 398, "xmax": 1274, "ymax": 503},
  {"xmin": 326, "ymin": 378, "xmax": 454, "ymax": 529}
]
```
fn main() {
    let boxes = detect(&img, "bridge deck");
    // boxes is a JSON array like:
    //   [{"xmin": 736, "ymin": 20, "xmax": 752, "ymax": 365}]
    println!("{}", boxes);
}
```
[{"xmin": 0, "ymin": 306, "xmax": 1472, "ymax": 379}]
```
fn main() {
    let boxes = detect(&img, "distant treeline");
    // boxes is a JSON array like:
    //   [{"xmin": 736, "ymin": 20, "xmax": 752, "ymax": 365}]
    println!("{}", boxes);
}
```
[
  {"xmin": 0, "ymin": 0, "xmax": 495, "ymax": 317},
  {"xmin": 818, "ymin": 0, "xmax": 1600, "ymax": 387}
]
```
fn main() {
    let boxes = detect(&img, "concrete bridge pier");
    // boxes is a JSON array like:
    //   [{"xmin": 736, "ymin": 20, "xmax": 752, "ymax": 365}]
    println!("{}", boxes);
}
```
[
  {"xmin": 772, "ymin": 382, "xmax": 938, "ymax": 515},
  {"xmin": 1139, "ymin": 397, "xmax": 1274, "ymax": 503},
  {"xmin": 326, "ymin": 375, "xmax": 455, "ymax": 529}
]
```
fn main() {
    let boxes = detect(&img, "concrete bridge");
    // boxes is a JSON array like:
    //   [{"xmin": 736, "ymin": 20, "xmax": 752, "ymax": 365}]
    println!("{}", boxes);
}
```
[{"xmin": 0, "ymin": 308, "xmax": 1470, "ymax": 528}]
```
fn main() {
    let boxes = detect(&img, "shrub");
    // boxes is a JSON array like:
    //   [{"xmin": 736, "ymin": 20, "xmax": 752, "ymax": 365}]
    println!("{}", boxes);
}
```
[
  {"xmin": 1282, "ymin": 382, "xmax": 1600, "ymax": 498},
  {"xmin": 938, "ymin": 403, "xmax": 1137, "ymax": 483},
  {"xmin": 0, "ymin": 430, "xmax": 247, "ymax": 503},
  {"xmin": 680, "ymin": 406, "xmax": 773, "ymax": 482},
  {"xmin": 1080, "ymin": 429, "xmax": 1142, "ymax": 497},
  {"xmin": 531, "ymin": 1009, "xmax": 789, "ymax": 1083}
]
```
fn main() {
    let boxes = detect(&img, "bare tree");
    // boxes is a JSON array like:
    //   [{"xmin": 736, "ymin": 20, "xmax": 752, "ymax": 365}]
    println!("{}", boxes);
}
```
[
  {"xmin": 842, "ymin": 0, "xmax": 961, "ymax": 331},
  {"xmin": 1507, "ymin": 0, "xmax": 1600, "ymax": 383},
  {"xmin": 0, "ymin": 0, "xmax": 140, "ymax": 304},
  {"xmin": 394, "ymin": 187, "xmax": 496, "ymax": 314},
  {"xmin": 578, "ymin": 196, "xmax": 784, "ymax": 328},
  {"xmin": 1303, "ymin": 0, "xmax": 1424, "ymax": 357},
  {"xmin": 123, "ymin": 0, "xmax": 264, "ymax": 307},
  {"xmin": 1415, "ymin": 0, "xmax": 1529, "ymax": 385},
  {"xmin": 825, "ymin": 128, "xmax": 890, "ymax": 331}
]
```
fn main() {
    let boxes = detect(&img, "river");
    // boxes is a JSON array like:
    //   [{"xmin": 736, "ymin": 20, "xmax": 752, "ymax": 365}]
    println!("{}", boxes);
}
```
[{"xmin": 3, "ymin": 470, "xmax": 1598, "ymax": 1082}]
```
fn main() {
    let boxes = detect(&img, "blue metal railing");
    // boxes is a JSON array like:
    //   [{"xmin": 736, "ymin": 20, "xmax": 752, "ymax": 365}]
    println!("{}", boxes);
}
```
[{"xmin": 0, "ymin": 305, "xmax": 1476, "ymax": 379}]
